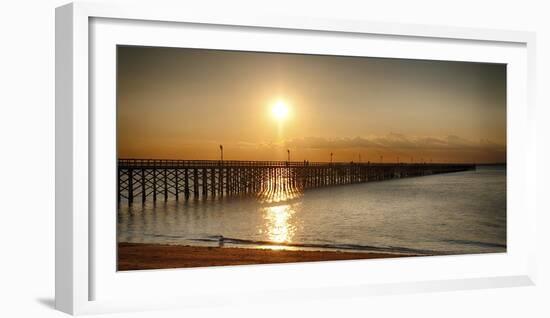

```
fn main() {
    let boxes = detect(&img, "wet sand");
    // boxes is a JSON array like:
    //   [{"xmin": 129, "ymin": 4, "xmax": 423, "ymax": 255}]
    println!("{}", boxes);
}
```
[{"xmin": 118, "ymin": 242, "xmax": 408, "ymax": 270}]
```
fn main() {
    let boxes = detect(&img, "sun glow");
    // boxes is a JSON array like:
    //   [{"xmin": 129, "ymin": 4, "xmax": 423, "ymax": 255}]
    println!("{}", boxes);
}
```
[{"xmin": 271, "ymin": 100, "xmax": 290, "ymax": 121}]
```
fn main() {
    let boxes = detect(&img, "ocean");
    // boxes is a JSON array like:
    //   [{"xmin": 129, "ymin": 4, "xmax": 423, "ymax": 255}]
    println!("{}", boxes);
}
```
[{"xmin": 117, "ymin": 165, "xmax": 506, "ymax": 256}]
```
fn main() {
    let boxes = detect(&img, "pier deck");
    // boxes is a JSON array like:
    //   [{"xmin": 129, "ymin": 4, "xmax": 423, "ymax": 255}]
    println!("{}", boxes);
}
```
[{"xmin": 117, "ymin": 159, "xmax": 475, "ymax": 204}]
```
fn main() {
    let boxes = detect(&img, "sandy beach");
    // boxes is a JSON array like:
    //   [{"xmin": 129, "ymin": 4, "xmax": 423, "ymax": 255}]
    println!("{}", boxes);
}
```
[{"xmin": 118, "ymin": 242, "xmax": 408, "ymax": 270}]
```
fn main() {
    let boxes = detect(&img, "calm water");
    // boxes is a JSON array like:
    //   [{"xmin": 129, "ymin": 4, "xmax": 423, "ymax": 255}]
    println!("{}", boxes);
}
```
[{"xmin": 118, "ymin": 166, "xmax": 506, "ymax": 255}]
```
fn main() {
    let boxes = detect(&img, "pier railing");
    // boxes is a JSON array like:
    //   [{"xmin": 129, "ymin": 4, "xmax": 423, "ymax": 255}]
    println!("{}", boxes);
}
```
[{"xmin": 117, "ymin": 159, "xmax": 475, "ymax": 204}]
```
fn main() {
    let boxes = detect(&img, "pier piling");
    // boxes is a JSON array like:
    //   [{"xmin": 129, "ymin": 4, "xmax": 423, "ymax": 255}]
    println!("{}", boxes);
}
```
[{"xmin": 117, "ymin": 159, "xmax": 475, "ymax": 205}]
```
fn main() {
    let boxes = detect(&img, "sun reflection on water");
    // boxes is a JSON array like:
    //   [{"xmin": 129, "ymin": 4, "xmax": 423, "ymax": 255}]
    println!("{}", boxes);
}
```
[
  {"xmin": 262, "ymin": 204, "xmax": 297, "ymax": 245},
  {"xmin": 258, "ymin": 174, "xmax": 303, "ymax": 204}
]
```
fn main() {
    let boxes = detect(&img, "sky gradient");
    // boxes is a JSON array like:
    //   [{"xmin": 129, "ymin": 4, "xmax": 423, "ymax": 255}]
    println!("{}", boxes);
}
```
[{"xmin": 117, "ymin": 46, "xmax": 506, "ymax": 163}]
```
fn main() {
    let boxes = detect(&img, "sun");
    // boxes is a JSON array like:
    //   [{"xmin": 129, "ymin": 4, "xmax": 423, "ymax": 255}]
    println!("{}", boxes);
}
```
[{"xmin": 272, "ymin": 101, "xmax": 289, "ymax": 121}]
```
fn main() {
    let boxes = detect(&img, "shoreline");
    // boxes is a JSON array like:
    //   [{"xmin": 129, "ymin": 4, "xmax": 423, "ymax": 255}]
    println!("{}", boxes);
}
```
[{"xmin": 118, "ymin": 242, "xmax": 412, "ymax": 270}]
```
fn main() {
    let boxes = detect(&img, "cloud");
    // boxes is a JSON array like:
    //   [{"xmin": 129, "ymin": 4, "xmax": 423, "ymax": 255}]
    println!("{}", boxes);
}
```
[
  {"xmin": 282, "ymin": 133, "xmax": 505, "ymax": 152},
  {"xmin": 285, "ymin": 136, "xmax": 377, "ymax": 149}
]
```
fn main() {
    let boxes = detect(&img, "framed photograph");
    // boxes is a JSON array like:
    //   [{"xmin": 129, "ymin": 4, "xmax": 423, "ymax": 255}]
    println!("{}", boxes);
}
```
[{"xmin": 56, "ymin": 2, "xmax": 537, "ymax": 315}]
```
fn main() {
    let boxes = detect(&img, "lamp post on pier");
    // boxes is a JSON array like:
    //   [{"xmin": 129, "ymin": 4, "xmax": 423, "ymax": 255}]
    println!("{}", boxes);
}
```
[{"xmin": 219, "ymin": 144, "xmax": 224, "ymax": 162}]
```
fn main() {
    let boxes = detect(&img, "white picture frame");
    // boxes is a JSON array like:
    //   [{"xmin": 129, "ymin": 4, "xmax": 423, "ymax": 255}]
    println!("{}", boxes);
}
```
[{"xmin": 55, "ymin": 1, "xmax": 537, "ymax": 315}]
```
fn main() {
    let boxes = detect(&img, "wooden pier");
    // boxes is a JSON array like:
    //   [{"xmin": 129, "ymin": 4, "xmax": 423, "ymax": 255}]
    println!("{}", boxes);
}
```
[{"xmin": 117, "ymin": 159, "xmax": 475, "ymax": 204}]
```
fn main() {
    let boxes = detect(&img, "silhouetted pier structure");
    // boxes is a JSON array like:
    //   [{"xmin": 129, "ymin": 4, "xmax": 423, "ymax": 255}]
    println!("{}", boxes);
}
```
[{"xmin": 118, "ymin": 159, "xmax": 475, "ymax": 204}]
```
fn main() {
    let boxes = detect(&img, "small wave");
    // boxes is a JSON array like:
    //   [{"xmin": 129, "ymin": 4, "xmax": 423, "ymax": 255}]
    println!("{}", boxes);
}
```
[
  {"xmin": 187, "ymin": 236, "xmax": 438, "ymax": 255},
  {"xmin": 443, "ymin": 239, "xmax": 506, "ymax": 249},
  {"xmin": 142, "ymin": 234, "xmax": 504, "ymax": 255},
  {"xmin": 145, "ymin": 233, "xmax": 184, "ymax": 239},
  {"xmin": 145, "ymin": 233, "xmax": 224, "ymax": 241}
]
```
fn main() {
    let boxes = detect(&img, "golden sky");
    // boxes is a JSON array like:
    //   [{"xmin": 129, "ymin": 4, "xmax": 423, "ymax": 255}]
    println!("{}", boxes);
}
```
[{"xmin": 117, "ymin": 46, "xmax": 506, "ymax": 163}]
